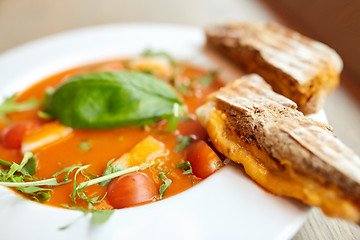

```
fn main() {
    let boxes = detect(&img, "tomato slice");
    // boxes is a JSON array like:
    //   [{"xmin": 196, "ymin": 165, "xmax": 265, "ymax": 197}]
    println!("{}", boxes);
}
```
[
  {"xmin": 107, "ymin": 172, "xmax": 157, "ymax": 209},
  {"xmin": 1, "ymin": 121, "xmax": 39, "ymax": 149},
  {"xmin": 187, "ymin": 140, "xmax": 224, "ymax": 179}
]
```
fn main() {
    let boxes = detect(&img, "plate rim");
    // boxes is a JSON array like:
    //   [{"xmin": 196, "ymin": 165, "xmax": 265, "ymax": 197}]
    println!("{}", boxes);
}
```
[{"xmin": 0, "ymin": 22, "xmax": 312, "ymax": 240}]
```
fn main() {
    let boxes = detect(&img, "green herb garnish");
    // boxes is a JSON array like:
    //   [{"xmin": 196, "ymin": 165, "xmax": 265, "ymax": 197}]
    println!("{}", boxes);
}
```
[
  {"xmin": 0, "ymin": 159, "xmax": 11, "ymax": 167},
  {"xmin": 174, "ymin": 135, "xmax": 194, "ymax": 152},
  {"xmin": 159, "ymin": 179, "xmax": 172, "ymax": 199},
  {"xmin": 70, "ymin": 165, "xmax": 90, "ymax": 204},
  {"xmin": 91, "ymin": 209, "xmax": 115, "ymax": 223},
  {"xmin": 70, "ymin": 162, "xmax": 153, "ymax": 207},
  {"xmin": 178, "ymin": 83, "xmax": 189, "ymax": 94},
  {"xmin": 158, "ymin": 170, "xmax": 171, "ymax": 181},
  {"xmin": 99, "ymin": 159, "xmax": 125, "ymax": 186},
  {"xmin": 37, "ymin": 110, "xmax": 52, "ymax": 119},
  {"xmin": 79, "ymin": 141, "xmax": 91, "ymax": 151},
  {"xmin": 142, "ymin": 49, "xmax": 175, "ymax": 66},
  {"xmin": 70, "ymin": 165, "xmax": 145, "ymax": 208},
  {"xmin": 2, "ymin": 152, "xmax": 36, "ymax": 179},
  {"xmin": 176, "ymin": 161, "xmax": 192, "ymax": 175},
  {"xmin": 88, "ymin": 172, "xmax": 99, "ymax": 179},
  {"xmin": 44, "ymin": 71, "xmax": 183, "ymax": 130},
  {"xmin": 52, "ymin": 164, "xmax": 84, "ymax": 182},
  {"xmin": 0, "ymin": 178, "xmax": 59, "ymax": 187},
  {"xmin": 0, "ymin": 96, "xmax": 41, "ymax": 122},
  {"xmin": 75, "ymin": 165, "xmax": 141, "ymax": 191},
  {"xmin": 60, "ymin": 205, "xmax": 114, "ymax": 230},
  {"xmin": 166, "ymin": 103, "xmax": 183, "ymax": 131},
  {"xmin": 141, "ymin": 69, "xmax": 155, "ymax": 75},
  {"xmin": 0, "ymin": 152, "xmax": 64, "ymax": 202},
  {"xmin": 69, "ymin": 165, "xmax": 107, "ymax": 210},
  {"xmin": 199, "ymin": 71, "xmax": 217, "ymax": 87}
]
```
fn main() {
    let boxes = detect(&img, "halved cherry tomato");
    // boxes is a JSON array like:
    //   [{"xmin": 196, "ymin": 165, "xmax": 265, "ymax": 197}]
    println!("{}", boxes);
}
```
[
  {"xmin": 187, "ymin": 140, "xmax": 224, "ymax": 179},
  {"xmin": 1, "ymin": 121, "xmax": 39, "ymax": 149},
  {"xmin": 107, "ymin": 172, "xmax": 157, "ymax": 209}
]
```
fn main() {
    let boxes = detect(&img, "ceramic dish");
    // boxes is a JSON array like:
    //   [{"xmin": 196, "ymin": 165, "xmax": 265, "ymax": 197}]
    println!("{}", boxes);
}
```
[{"xmin": 0, "ymin": 23, "xmax": 321, "ymax": 240}]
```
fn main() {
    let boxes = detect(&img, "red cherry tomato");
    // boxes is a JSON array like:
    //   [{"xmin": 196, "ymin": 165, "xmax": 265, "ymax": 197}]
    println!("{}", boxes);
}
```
[
  {"xmin": 187, "ymin": 140, "xmax": 224, "ymax": 179},
  {"xmin": 1, "ymin": 121, "xmax": 39, "ymax": 149},
  {"xmin": 107, "ymin": 172, "xmax": 157, "ymax": 209}
]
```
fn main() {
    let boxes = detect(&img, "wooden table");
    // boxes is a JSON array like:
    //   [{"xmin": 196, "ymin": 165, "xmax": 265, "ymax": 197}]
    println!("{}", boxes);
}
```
[
  {"xmin": 294, "ymin": 208, "xmax": 359, "ymax": 239},
  {"xmin": 1, "ymin": 0, "xmax": 359, "ymax": 239}
]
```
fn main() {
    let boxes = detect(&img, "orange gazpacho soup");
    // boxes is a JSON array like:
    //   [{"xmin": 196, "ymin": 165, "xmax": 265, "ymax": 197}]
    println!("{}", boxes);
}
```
[{"xmin": 0, "ymin": 52, "xmax": 224, "ymax": 211}]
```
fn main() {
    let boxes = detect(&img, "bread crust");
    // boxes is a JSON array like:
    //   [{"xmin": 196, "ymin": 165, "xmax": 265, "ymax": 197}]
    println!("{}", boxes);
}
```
[
  {"xmin": 205, "ymin": 22, "xmax": 343, "ymax": 115},
  {"xmin": 196, "ymin": 74, "xmax": 360, "ymax": 223}
]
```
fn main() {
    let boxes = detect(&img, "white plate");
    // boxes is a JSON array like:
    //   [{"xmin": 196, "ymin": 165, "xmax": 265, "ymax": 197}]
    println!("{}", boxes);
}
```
[{"xmin": 0, "ymin": 23, "xmax": 319, "ymax": 240}]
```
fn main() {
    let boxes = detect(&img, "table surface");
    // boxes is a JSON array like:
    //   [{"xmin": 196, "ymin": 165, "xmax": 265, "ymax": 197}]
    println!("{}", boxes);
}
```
[{"xmin": 1, "ymin": 0, "xmax": 359, "ymax": 239}]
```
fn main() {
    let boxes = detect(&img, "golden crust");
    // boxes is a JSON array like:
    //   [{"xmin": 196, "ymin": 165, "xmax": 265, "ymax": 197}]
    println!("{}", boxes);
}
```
[
  {"xmin": 196, "ymin": 74, "xmax": 360, "ymax": 223},
  {"xmin": 205, "ymin": 22, "xmax": 343, "ymax": 115}
]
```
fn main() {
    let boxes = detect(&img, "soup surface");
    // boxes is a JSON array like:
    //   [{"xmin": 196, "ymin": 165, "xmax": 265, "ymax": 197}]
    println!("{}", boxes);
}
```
[{"xmin": 0, "ymin": 52, "xmax": 224, "ymax": 210}]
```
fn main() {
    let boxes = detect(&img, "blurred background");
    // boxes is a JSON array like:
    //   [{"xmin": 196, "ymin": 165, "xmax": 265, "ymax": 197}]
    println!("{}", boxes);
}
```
[
  {"xmin": 0, "ymin": 0, "xmax": 359, "ymax": 155},
  {"xmin": 0, "ymin": 0, "xmax": 359, "ymax": 238}
]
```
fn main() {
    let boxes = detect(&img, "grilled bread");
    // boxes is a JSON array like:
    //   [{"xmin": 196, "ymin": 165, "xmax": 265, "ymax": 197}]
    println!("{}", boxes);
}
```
[
  {"xmin": 196, "ymin": 74, "xmax": 360, "ymax": 223},
  {"xmin": 205, "ymin": 22, "xmax": 343, "ymax": 115}
]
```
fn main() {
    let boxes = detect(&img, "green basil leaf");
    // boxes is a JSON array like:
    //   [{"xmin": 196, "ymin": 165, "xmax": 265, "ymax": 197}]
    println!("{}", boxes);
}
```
[{"xmin": 44, "ymin": 71, "xmax": 182, "ymax": 129}]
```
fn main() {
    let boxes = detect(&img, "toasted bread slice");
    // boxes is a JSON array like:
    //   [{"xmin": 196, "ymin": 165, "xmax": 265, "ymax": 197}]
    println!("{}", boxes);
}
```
[
  {"xmin": 196, "ymin": 74, "xmax": 360, "ymax": 223},
  {"xmin": 205, "ymin": 22, "xmax": 343, "ymax": 115}
]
